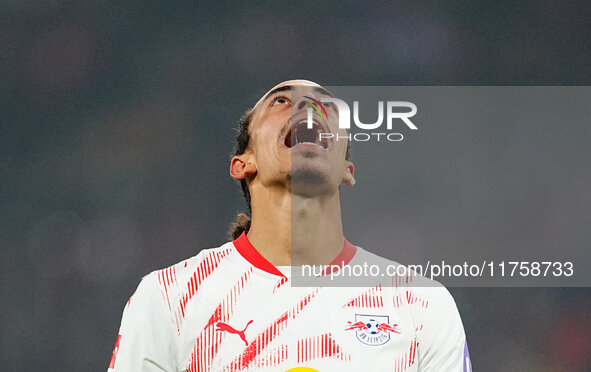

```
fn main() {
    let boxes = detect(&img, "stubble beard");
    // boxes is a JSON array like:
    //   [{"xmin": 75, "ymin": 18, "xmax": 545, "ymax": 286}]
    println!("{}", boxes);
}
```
[{"xmin": 287, "ymin": 165, "xmax": 330, "ymax": 197}]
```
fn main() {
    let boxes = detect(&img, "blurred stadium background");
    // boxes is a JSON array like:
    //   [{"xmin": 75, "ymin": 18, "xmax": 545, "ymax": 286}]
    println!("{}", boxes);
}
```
[{"xmin": 1, "ymin": 1, "xmax": 590, "ymax": 370}]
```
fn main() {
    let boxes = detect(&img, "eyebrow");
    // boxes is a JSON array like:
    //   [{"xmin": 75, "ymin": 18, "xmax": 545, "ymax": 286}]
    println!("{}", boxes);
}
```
[
  {"xmin": 261, "ymin": 85, "xmax": 334, "ymax": 103},
  {"xmin": 312, "ymin": 86, "xmax": 334, "ymax": 97},
  {"xmin": 261, "ymin": 85, "xmax": 292, "ymax": 103}
]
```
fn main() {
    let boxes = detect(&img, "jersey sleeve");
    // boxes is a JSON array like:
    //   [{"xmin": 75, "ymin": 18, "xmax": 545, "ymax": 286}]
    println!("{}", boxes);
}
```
[
  {"xmin": 416, "ymin": 287, "xmax": 471, "ymax": 371},
  {"xmin": 108, "ymin": 272, "xmax": 177, "ymax": 371}
]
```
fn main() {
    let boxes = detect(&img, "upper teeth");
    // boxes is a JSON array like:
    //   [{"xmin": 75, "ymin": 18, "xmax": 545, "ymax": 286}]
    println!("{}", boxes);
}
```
[{"xmin": 297, "ymin": 119, "xmax": 320, "ymax": 129}]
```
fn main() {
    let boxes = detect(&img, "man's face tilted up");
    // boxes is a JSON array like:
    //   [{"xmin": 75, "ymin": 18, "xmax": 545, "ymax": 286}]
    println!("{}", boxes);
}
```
[{"xmin": 231, "ymin": 80, "xmax": 355, "ymax": 199}]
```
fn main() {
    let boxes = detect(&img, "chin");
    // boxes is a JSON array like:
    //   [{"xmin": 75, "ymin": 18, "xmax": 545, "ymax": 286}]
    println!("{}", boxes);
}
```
[{"xmin": 289, "ymin": 168, "xmax": 331, "ymax": 196}]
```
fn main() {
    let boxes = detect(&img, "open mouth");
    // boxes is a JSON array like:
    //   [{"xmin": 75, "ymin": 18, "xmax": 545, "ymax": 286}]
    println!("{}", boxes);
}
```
[{"xmin": 284, "ymin": 118, "xmax": 329, "ymax": 149}]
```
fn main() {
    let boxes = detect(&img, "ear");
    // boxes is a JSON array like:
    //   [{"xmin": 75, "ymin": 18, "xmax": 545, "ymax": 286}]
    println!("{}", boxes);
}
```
[
  {"xmin": 341, "ymin": 160, "xmax": 356, "ymax": 186},
  {"xmin": 230, "ymin": 153, "xmax": 257, "ymax": 180}
]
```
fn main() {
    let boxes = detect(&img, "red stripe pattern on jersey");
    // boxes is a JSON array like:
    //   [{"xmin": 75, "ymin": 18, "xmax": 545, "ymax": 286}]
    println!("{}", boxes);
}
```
[
  {"xmin": 393, "ymin": 292, "xmax": 404, "ymax": 307},
  {"xmin": 393, "ymin": 337, "xmax": 420, "ymax": 372},
  {"xmin": 222, "ymin": 288, "xmax": 321, "ymax": 371},
  {"xmin": 157, "ymin": 265, "xmax": 177, "ymax": 311},
  {"xmin": 109, "ymin": 334, "xmax": 122, "ymax": 369},
  {"xmin": 297, "ymin": 333, "xmax": 351, "ymax": 363},
  {"xmin": 272, "ymin": 276, "xmax": 289, "ymax": 293},
  {"xmin": 243, "ymin": 344, "xmax": 289, "ymax": 370},
  {"xmin": 185, "ymin": 268, "xmax": 253, "ymax": 372},
  {"xmin": 392, "ymin": 272, "xmax": 416, "ymax": 288},
  {"xmin": 342, "ymin": 285, "xmax": 384, "ymax": 308},
  {"xmin": 175, "ymin": 248, "xmax": 232, "ymax": 331},
  {"xmin": 405, "ymin": 290, "xmax": 429, "ymax": 309}
]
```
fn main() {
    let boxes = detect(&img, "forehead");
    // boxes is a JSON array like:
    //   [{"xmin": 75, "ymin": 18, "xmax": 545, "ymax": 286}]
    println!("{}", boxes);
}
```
[{"xmin": 252, "ymin": 80, "xmax": 329, "ymax": 110}]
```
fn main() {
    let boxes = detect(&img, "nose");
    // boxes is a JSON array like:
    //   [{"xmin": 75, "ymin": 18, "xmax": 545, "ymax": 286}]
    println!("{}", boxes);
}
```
[{"xmin": 293, "ymin": 94, "xmax": 327, "ymax": 119}]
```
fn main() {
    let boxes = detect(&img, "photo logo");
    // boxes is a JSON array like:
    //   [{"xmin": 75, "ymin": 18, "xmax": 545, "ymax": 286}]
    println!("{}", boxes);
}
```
[
  {"xmin": 305, "ymin": 97, "xmax": 418, "ymax": 142},
  {"xmin": 303, "ymin": 95, "xmax": 328, "ymax": 119}
]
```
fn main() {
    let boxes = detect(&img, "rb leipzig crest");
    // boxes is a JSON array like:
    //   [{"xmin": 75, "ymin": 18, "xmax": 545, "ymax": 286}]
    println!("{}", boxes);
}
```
[{"xmin": 345, "ymin": 314, "xmax": 399, "ymax": 346}]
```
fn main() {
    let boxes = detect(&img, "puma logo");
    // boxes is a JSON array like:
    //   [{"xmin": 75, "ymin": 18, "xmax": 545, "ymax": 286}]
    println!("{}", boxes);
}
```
[{"xmin": 216, "ymin": 320, "xmax": 253, "ymax": 346}]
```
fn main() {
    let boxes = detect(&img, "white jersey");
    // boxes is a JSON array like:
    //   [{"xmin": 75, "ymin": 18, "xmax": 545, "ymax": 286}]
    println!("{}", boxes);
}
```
[{"xmin": 109, "ymin": 233, "xmax": 471, "ymax": 371}]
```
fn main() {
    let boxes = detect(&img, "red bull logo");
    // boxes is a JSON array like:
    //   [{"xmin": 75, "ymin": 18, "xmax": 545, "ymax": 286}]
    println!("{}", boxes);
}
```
[{"xmin": 345, "ymin": 314, "xmax": 399, "ymax": 346}]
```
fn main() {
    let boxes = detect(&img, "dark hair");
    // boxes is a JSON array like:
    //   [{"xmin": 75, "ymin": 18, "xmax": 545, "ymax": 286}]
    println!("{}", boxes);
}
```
[
  {"xmin": 228, "ymin": 103, "xmax": 352, "ymax": 240},
  {"xmin": 229, "ymin": 109, "xmax": 254, "ymax": 240}
]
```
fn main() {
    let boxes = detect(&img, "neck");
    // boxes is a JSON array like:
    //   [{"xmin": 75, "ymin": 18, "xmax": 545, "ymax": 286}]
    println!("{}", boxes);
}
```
[{"xmin": 246, "ymin": 187, "xmax": 345, "ymax": 266}]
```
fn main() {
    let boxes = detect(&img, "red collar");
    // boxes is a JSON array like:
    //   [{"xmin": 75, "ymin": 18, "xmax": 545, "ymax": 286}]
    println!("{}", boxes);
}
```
[{"xmin": 232, "ymin": 232, "xmax": 357, "ymax": 277}]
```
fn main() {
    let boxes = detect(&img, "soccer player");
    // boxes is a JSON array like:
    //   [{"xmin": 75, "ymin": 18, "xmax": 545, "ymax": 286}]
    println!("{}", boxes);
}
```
[{"xmin": 108, "ymin": 80, "xmax": 471, "ymax": 371}]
